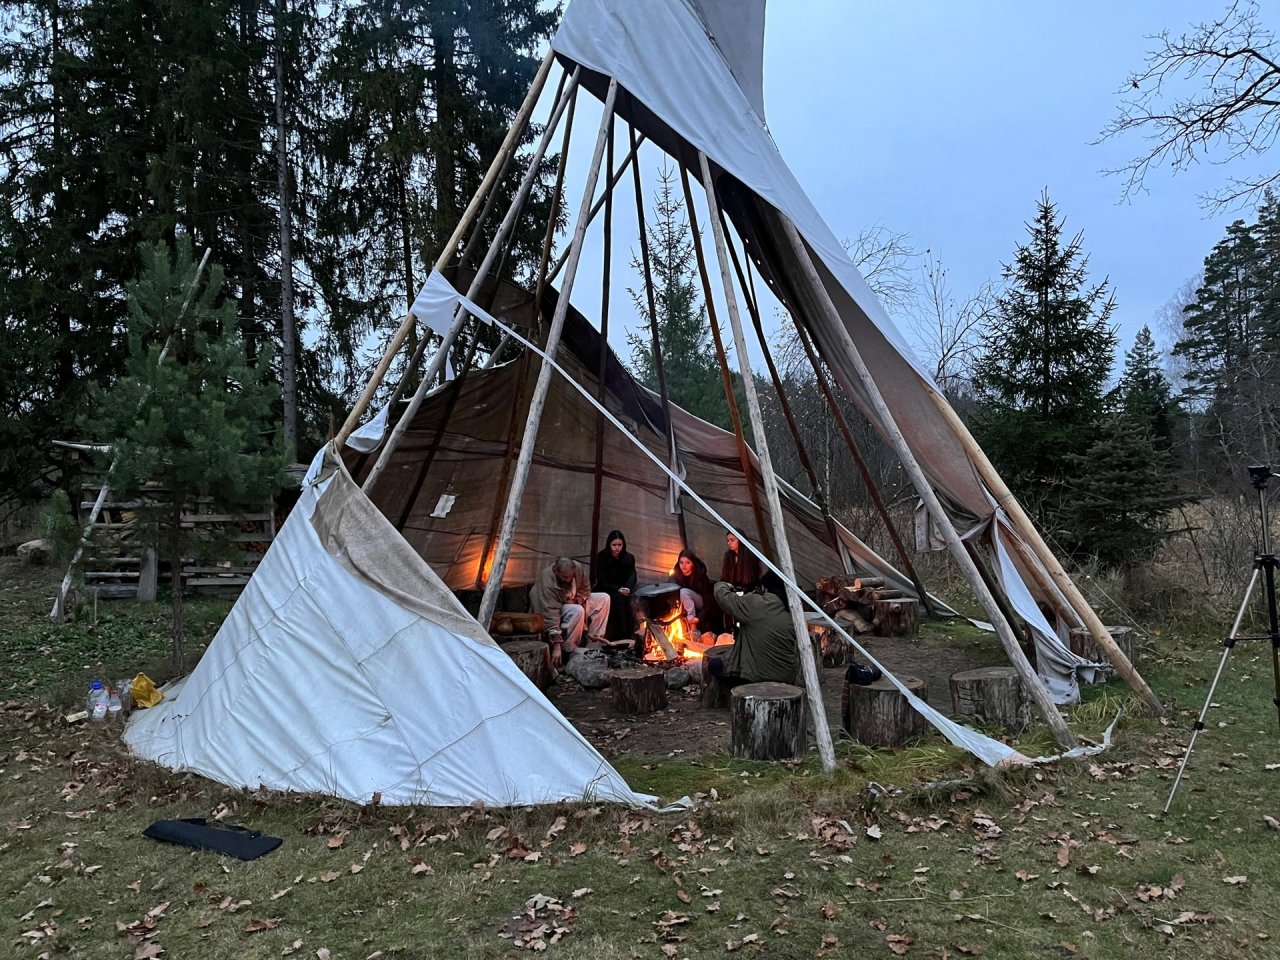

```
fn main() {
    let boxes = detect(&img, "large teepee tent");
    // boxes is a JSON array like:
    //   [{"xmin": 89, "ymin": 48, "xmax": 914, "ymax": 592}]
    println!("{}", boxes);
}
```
[{"xmin": 126, "ymin": 0, "xmax": 1161, "ymax": 805}]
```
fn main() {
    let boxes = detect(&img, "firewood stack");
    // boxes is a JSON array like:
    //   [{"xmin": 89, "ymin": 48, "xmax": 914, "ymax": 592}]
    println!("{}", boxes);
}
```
[{"xmin": 814, "ymin": 575, "xmax": 919, "ymax": 638}]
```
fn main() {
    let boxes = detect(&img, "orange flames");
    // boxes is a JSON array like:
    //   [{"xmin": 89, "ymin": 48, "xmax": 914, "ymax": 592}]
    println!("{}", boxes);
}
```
[{"xmin": 641, "ymin": 616, "xmax": 731, "ymax": 662}]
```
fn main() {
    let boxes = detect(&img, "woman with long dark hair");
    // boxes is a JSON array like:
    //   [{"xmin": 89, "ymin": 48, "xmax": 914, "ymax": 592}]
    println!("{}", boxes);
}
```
[
  {"xmin": 672, "ymin": 548, "xmax": 720, "ymax": 633},
  {"xmin": 593, "ymin": 529, "xmax": 638, "ymax": 641},
  {"xmin": 719, "ymin": 531, "xmax": 763, "ymax": 590}
]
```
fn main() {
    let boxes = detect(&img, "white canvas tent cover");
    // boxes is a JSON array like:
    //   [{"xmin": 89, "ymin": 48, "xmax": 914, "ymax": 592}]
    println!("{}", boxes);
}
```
[
  {"xmin": 551, "ymin": 0, "xmax": 1098, "ymax": 702},
  {"xmin": 124, "ymin": 447, "xmax": 657, "ymax": 807}
]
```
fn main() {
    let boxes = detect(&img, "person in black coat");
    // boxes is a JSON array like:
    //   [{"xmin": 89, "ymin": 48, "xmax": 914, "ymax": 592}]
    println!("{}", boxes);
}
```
[
  {"xmin": 673, "ymin": 547, "xmax": 722, "ymax": 634},
  {"xmin": 593, "ymin": 529, "xmax": 639, "ymax": 642}
]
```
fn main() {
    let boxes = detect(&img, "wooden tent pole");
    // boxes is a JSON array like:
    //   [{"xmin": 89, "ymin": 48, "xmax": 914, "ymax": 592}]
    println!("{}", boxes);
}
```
[
  {"xmin": 336, "ymin": 49, "xmax": 554, "ymax": 449},
  {"xmin": 777, "ymin": 214, "xmax": 1076, "ymax": 748},
  {"xmin": 719, "ymin": 213, "xmax": 849, "ymax": 574},
  {"xmin": 698, "ymin": 154, "xmax": 837, "ymax": 773},
  {"xmin": 679, "ymin": 167, "xmax": 772, "ymax": 558},
  {"xmin": 478, "ymin": 79, "xmax": 621, "ymax": 630},
  {"xmin": 923, "ymin": 388, "xmax": 1163, "ymax": 715},
  {"xmin": 589, "ymin": 114, "xmax": 616, "ymax": 579},
  {"xmin": 547, "ymin": 133, "xmax": 647, "ymax": 285},
  {"xmin": 474, "ymin": 81, "xmax": 580, "ymax": 588},
  {"xmin": 790, "ymin": 317, "xmax": 937, "ymax": 616},
  {"xmin": 361, "ymin": 68, "xmax": 580, "ymax": 494},
  {"xmin": 630, "ymin": 125, "xmax": 688, "ymax": 547}
]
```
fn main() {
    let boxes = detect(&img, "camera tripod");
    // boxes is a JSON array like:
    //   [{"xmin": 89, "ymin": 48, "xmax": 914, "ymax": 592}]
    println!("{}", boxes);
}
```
[{"xmin": 1163, "ymin": 464, "xmax": 1280, "ymax": 815}]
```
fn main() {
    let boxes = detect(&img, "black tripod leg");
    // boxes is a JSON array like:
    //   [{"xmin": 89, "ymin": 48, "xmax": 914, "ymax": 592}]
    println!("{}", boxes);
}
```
[{"xmin": 1163, "ymin": 567, "xmax": 1261, "ymax": 816}]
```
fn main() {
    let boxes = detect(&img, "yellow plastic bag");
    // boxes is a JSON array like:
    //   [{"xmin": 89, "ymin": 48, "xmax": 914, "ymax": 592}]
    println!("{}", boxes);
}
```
[{"xmin": 129, "ymin": 674, "xmax": 164, "ymax": 708}]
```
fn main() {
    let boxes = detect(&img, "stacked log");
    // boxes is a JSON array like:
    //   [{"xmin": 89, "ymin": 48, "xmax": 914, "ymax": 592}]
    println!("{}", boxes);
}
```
[{"xmin": 815, "ymin": 575, "xmax": 918, "ymax": 638}]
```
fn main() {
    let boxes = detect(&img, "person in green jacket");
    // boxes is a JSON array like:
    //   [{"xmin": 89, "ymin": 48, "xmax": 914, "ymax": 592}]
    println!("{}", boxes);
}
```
[{"xmin": 711, "ymin": 572, "xmax": 798, "ymax": 686}]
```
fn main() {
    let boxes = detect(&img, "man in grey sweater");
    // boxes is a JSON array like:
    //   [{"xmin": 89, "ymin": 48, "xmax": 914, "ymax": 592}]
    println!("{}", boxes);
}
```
[{"xmin": 531, "ymin": 557, "xmax": 611, "ymax": 668}]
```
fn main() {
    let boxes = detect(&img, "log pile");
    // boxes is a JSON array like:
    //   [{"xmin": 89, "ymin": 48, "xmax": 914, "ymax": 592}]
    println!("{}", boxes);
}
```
[{"xmin": 815, "ymin": 575, "xmax": 919, "ymax": 638}]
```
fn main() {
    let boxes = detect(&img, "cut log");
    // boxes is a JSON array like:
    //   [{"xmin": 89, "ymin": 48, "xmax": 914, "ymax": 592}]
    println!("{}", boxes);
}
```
[
  {"xmin": 1069, "ymin": 625, "xmax": 1137, "ymax": 667},
  {"xmin": 853, "ymin": 576, "xmax": 885, "ymax": 590},
  {"xmin": 499, "ymin": 638, "xmax": 552, "ymax": 690},
  {"xmin": 949, "ymin": 666, "xmax": 1030, "ymax": 733},
  {"xmin": 701, "ymin": 645, "xmax": 734, "ymax": 708},
  {"xmin": 835, "ymin": 607, "xmax": 875, "ymax": 634},
  {"xmin": 844, "ymin": 676, "xmax": 928, "ymax": 748},
  {"xmin": 873, "ymin": 598, "xmax": 919, "ymax": 637},
  {"xmin": 865, "ymin": 588, "xmax": 904, "ymax": 602},
  {"xmin": 730, "ymin": 682, "xmax": 806, "ymax": 760},
  {"xmin": 609, "ymin": 667, "xmax": 668, "ymax": 715}
]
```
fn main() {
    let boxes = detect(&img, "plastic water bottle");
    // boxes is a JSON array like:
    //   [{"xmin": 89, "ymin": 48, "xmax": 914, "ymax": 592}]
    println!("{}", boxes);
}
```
[
  {"xmin": 87, "ymin": 681, "xmax": 108, "ymax": 722},
  {"xmin": 107, "ymin": 686, "xmax": 122, "ymax": 720},
  {"xmin": 116, "ymin": 678, "xmax": 133, "ymax": 712}
]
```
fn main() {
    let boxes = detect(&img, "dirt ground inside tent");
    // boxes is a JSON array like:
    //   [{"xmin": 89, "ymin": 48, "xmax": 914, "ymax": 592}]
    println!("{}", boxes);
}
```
[{"xmin": 548, "ymin": 629, "xmax": 998, "ymax": 760}]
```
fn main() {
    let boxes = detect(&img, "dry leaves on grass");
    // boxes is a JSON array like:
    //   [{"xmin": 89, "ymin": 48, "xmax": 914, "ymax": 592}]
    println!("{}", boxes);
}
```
[
  {"xmin": 499, "ymin": 894, "xmax": 577, "ymax": 951},
  {"xmin": 886, "ymin": 933, "xmax": 913, "ymax": 955}
]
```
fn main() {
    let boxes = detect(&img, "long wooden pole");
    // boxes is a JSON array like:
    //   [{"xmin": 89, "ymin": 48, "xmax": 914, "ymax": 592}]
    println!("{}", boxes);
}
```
[
  {"xmin": 335, "ymin": 49, "xmax": 554, "ymax": 449},
  {"xmin": 790, "ymin": 317, "xmax": 936, "ymax": 616},
  {"xmin": 630, "ymin": 125, "xmax": 688, "ymax": 548},
  {"xmin": 720, "ymin": 214, "xmax": 849, "ymax": 574},
  {"xmin": 477, "ymin": 79, "xmax": 621, "ymax": 630},
  {"xmin": 777, "ymin": 214, "xmax": 1076, "ymax": 748},
  {"xmin": 923, "ymin": 387, "xmax": 1164, "ymax": 715},
  {"xmin": 589, "ymin": 114, "xmax": 616, "ymax": 579},
  {"xmin": 680, "ymin": 166, "xmax": 772, "ymax": 558},
  {"xmin": 698, "ymin": 153, "xmax": 837, "ymax": 773},
  {"xmin": 362, "ymin": 68, "xmax": 580, "ymax": 494}
]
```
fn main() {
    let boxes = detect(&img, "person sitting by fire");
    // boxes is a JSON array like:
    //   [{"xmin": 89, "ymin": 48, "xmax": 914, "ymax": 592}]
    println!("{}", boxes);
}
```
[
  {"xmin": 531, "ymin": 557, "xmax": 611, "ymax": 669},
  {"xmin": 673, "ymin": 548, "xmax": 719, "ymax": 634},
  {"xmin": 720, "ymin": 531, "xmax": 763, "ymax": 590},
  {"xmin": 711, "ymin": 571, "xmax": 798, "ymax": 687},
  {"xmin": 593, "ymin": 529, "xmax": 642, "ymax": 646}
]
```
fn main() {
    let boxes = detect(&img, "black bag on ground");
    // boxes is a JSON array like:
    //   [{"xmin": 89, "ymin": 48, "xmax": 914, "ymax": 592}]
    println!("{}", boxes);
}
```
[
  {"xmin": 143, "ymin": 818, "xmax": 282, "ymax": 861},
  {"xmin": 845, "ymin": 662, "xmax": 883, "ymax": 686}
]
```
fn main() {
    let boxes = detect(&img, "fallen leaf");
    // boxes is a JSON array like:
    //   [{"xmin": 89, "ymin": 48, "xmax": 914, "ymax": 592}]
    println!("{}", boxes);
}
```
[
  {"xmin": 194, "ymin": 917, "xmax": 214, "ymax": 928},
  {"xmin": 569, "ymin": 842, "xmax": 587, "ymax": 857},
  {"xmin": 282, "ymin": 939, "xmax": 304, "ymax": 956},
  {"xmin": 1223, "ymin": 876, "xmax": 1248, "ymax": 885},
  {"xmin": 820, "ymin": 900, "xmax": 838, "ymax": 920},
  {"xmin": 676, "ymin": 890, "xmax": 691, "ymax": 904},
  {"xmin": 571, "ymin": 887, "xmax": 592, "ymax": 899},
  {"xmin": 318, "ymin": 871, "xmax": 340, "ymax": 883},
  {"xmin": 866, "ymin": 825, "xmax": 883, "ymax": 841},
  {"xmin": 886, "ymin": 933, "xmax": 913, "ymax": 955},
  {"xmin": 1015, "ymin": 870, "xmax": 1039, "ymax": 883},
  {"xmin": 326, "ymin": 832, "xmax": 348, "ymax": 849},
  {"xmin": 134, "ymin": 944, "xmax": 165, "ymax": 959},
  {"xmin": 246, "ymin": 917, "xmax": 281, "ymax": 934},
  {"xmin": 316, "ymin": 950, "xmax": 331, "ymax": 960}
]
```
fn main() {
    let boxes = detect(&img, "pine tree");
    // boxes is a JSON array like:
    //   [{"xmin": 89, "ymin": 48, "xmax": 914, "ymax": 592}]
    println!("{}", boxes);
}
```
[
  {"xmin": 627, "ymin": 168, "xmax": 739, "ymax": 430},
  {"xmin": 84, "ymin": 240, "xmax": 286, "ymax": 671},
  {"xmin": 974, "ymin": 191, "xmax": 1118, "ymax": 524},
  {"xmin": 1115, "ymin": 325, "xmax": 1179, "ymax": 446}
]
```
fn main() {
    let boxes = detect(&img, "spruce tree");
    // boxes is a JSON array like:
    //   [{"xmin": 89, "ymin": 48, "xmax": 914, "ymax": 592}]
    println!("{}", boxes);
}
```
[
  {"xmin": 84, "ymin": 240, "xmax": 286, "ymax": 671},
  {"xmin": 974, "ymin": 191, "xmax": 1117, "ymax": 525},
  {"xmin": 627, "ymin": 169, "xmax": 740, "ymax": 431},
  {"xmin": 1115, "ymin": 325, "xmax": 1179, "ymax": 446}
]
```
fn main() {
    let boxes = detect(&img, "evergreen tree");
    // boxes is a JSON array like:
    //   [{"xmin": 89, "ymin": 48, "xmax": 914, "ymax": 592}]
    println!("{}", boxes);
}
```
[
  {"xmin": 1061, "ymin": 415, "xmax": 1194, "ymax": 580},
  {"xmin": 1175, "ymin": 201, "xmax": 1280, "ymax": 466},
  {"xmin": 83, "ymin": 240, "xmax": 286, "ymax": 671},
  {"xmin": 1114, "ymin": 325, "xmax": 1179, "ymax": 446},
  {"xmin": 627, "ymin": 168, "xmax": 739, "ymax": 431},
  {"xmin": 974, "ymin": 191, "xmax": 1117, "ymax": 525}
]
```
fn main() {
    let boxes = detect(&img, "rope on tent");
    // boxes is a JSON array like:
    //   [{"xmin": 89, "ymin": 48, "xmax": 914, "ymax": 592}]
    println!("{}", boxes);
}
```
[{"xmin": 419, "ymin": 270, "xmax": 1031, "ymax": 768}]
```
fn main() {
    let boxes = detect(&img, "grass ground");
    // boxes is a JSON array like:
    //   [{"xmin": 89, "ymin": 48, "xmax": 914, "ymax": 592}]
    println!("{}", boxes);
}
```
[{"xmin": 2, "ymin": 556, "xmax": 1279, "ymax": 959}]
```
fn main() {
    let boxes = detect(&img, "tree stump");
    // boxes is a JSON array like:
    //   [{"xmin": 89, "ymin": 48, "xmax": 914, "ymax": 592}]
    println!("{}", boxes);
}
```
[
  {"xmin": 701, "ymin": 645, "xmax": 734, "ymax": 708},
  {"xmin": 500, "ymin": 638, "xmax": 552, "ymax": 690},
  {"xmin": 843, "ymin": 676, "xmax": 928, "ymax": 747},
  {"xmin": 1069, "ymin": 625, "xmax": 1137, "ymax": 667},
  {"xmin": 730, "ymin": 682, "xmax": 806, "ymax": 760},
  {"xmin": 609, "ymin": 667, "xmax": 668, "ymax": 715},
  {"xmin": 949, "ymin": 666, "xmax": 1030, "ymax": 733},
  {"xmin": 873, "ymin": 598, "xmax": 919, "ymax": 637}
]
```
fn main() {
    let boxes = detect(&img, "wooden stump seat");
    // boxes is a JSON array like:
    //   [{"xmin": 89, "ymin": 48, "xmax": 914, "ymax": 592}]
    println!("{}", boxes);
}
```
[
  {"xmin": 609, "ymin": 667, "xmax": 668, "ymax": 715},
  {"xmin": 949, "ymin": 666, "xmax": 1030, "ymax": 733},
  {"xmin": 500, "ymin": 638, "xmax": 552, "ymax": 690},
  {"xmin": 843, "ymin": 675, "xmax": 927, "ymax": 748},
  {"xmin": 1069, "ymin": 625, "xmax": 1137, "ymax": 668},
  {"xmin": 873, "ymin": 598, "xmax": 919, "ymax": 637},
  {"xmin": 700, "ymin": 645, "xmax": 734, "ymax": 709},
  {"xmin": 730, "ymin": 682, "xmax": 806, "ymax": 761}
]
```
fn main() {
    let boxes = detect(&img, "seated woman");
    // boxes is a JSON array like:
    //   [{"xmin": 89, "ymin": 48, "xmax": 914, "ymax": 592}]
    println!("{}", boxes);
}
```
[
  {"xmin": 673, "ymin": 548, "xmax": 720, "ymax": 634},
  {"xmin": 720, "ymin": 531, "xmax": 763, "ymax": 590},
  {"xmin": 593, "ymin": 529, "xmax": 640, "ymax": 643}
]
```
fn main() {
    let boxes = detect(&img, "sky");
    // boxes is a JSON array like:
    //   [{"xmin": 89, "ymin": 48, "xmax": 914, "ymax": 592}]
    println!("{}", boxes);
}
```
[{"xmin": 537, "ymin": 1, "xmax": 1262, "ymax": 378}]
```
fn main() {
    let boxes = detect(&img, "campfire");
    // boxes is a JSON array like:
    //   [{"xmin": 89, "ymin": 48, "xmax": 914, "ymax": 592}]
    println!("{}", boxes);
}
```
[{"xmin": 633, "ymin": 582, "xmax": 732, "ymax": 664}]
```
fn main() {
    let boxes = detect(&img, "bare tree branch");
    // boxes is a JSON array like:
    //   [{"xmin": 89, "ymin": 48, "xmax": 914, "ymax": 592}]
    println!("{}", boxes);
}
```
[{"xmin": 1100, "ymin": 0, "xmax": 1280, "ymax": 209}]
